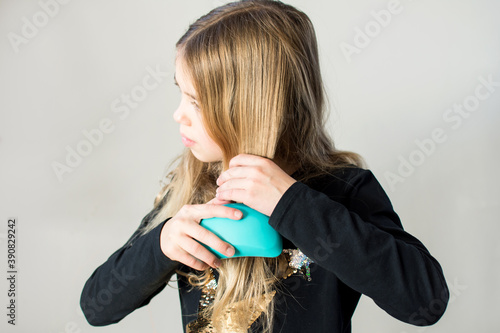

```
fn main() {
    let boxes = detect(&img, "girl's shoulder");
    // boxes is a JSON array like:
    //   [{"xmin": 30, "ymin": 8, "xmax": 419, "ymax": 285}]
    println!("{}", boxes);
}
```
[
  {"xmin": 300, "ymin": 164, "xmax": 390, "ymax": 203},
  {"xmin": 300, "ymin": 164, "xmax": 374, "ymax": 189}
]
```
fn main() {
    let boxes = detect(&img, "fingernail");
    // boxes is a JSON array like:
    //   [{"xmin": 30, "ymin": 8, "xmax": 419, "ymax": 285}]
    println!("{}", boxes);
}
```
[
  {"xmin": 214, "ymin": 259, "xmax": 221, "ymax": 268},
  {"xmin": 226, "ymin": 246, "xmax": 235, "ymax": 257},
  {"xmin": 234, "ymin": 210, "xmax": 242, "ymax": 218}
]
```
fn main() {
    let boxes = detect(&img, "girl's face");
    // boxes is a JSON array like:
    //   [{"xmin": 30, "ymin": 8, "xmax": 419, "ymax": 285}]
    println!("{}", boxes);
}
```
[{"xmin": 173, "ymin": 55, "xmax": 223, "ymax": 162}]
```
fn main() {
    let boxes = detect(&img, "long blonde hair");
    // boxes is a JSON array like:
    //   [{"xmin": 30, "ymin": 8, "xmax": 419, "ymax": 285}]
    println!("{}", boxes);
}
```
[{"xmin": 139, "ymin": 1, "xmax": 365, "ymax": 331}]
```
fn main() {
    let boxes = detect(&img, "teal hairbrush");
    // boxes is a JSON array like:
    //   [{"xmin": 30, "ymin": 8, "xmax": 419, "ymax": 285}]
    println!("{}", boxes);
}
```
[{"xmin": 199, "ymin": 203, "xmax": 283, "ymax": 259}]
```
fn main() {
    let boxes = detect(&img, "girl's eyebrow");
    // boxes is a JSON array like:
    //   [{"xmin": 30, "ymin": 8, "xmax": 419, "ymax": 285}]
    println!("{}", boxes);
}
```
[{"xmin": 173, "ymin": 74, "xmax": 198, "ymax": 100}]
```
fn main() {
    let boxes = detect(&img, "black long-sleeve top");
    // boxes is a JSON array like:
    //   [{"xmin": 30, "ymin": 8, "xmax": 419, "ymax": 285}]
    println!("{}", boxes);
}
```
[{"xmin": 80, "ymin": 166, "xmax": 449, "ymax": 332}]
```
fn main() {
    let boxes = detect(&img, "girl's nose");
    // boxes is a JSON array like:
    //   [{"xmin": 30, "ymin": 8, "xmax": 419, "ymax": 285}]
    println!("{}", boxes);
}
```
[{"xmin": 173, "ymin": 108, "xmax": 191, "ymax": 125}]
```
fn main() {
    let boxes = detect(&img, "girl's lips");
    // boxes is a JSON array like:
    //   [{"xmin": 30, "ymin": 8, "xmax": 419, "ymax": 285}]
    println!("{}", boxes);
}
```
[{"xmin": 181, "ymin": 135, "xmax": 195, "ymax": 147}]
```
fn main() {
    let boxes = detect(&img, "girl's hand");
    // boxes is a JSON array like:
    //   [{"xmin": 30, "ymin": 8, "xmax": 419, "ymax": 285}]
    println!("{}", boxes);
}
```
[
  {"xmin": 215, "ymin": 154, "xmax": 297, "ymax": 216},
  {"xmin": 159, "ymin": 199, "xmax": 240, "ymax": 271}
]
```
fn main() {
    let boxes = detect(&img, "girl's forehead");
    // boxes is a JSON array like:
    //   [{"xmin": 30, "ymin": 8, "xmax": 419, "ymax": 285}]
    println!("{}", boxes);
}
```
[{"xmin": 174, "ymin": 58, "xmax": 198, "ymax": 100}]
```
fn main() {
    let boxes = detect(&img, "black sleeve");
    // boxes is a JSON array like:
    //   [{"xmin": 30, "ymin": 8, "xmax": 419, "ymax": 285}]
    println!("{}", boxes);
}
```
[
  {"xmin": 268, "ymin": 168, "xmax": 449, "ymax": 326},
  {"xmin": 80, "ymin": 206, "xmax": 179, "ymax": 326}
]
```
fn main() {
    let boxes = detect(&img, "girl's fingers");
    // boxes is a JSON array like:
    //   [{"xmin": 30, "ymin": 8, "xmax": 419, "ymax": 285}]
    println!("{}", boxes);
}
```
[
  {"xmin": 184, "ymin": 222, "xmax": 236, "ymax": 258},
  {"xmin": 205, "ymin": 197, "xmax": 232, "ymax": 205},
  {"xmin": 216, "ymin": 188, "xmax": 246, "ymax": 203},
  {"xmin": 177, "ymin": 236, "xmax": 221, "ymax": 269},
  {"xmin": 228, "ymin": 153, "xmax": 267, "ymax": 169},
  {"xmin": 216, "ymin": 178, "xmax": 253, "ymax": 202},
  {"xmin": 172, "ymin": 244, "xmax": 210, "ymax": 271},
  {"xmin": 161, "ymin": 203, "xmax": 241, "ymax": 269},
  {"xmin": 216, "ymin": 177, "xmax": 251, "ymax": 192},
  {"xmin": 186, "ymin": 203, "xmax": 242, "ymax": 222},
  {"xmin": 217, "ymin": 166, "xmax": 254, "ymax": 185}
]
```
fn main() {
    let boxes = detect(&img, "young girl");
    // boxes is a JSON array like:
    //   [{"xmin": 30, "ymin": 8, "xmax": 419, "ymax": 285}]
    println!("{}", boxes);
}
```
[{"xmin": 80, "ymin": 1, "xmax": 449, "ymax": 332}]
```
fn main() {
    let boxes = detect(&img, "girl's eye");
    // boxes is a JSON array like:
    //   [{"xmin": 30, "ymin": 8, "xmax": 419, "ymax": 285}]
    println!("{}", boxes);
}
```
[{"xmin": 191, "ymin": 101, "xmax": 200, "ymax": 110}]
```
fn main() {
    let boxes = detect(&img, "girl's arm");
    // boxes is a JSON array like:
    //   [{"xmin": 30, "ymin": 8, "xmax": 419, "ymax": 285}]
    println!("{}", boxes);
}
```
[
  {"xmin": 79, "ymin": 194, "xmax": 239, "ymax": 326},
  {"xmin": 80, "ymin": 210, "xmax": 179, "ymax": 326},
  {"xmin": 268, "ymin": 168, "xmax": 449, "ymax": 326}
]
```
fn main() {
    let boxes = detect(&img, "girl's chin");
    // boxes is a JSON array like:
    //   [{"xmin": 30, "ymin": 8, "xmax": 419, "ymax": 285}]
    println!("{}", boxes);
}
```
[
  {"xmin": 191, "ymin": 151, "xmax": 211, "ymax": 163},
  {"xmin": 193, "ymin": 153, "xmax": 223, "ymax": 163}
]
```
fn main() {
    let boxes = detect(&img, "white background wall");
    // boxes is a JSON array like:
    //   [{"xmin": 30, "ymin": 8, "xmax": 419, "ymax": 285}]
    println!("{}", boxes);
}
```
[{"xmin": 1, "ymin": 0, "xmax": 498, "ymax": 332}]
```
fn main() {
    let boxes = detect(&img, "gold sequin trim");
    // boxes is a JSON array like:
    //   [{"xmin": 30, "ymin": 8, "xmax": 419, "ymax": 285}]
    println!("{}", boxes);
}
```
[{"xmin": 186, "ymin": 248, "xmax": 313, "ymax": 332}]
